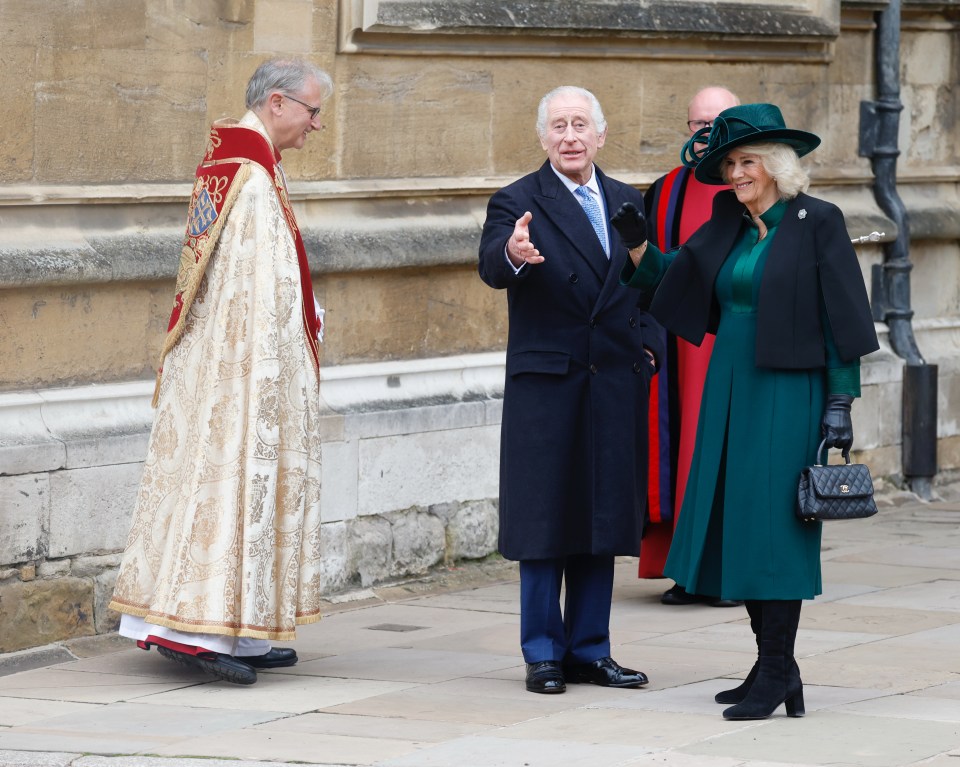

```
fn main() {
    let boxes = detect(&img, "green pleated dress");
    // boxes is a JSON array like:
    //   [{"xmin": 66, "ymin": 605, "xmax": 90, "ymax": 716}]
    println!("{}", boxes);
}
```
[{"xmin": 647, "ymin": 200, "xmax": 856, "ymax": 601}]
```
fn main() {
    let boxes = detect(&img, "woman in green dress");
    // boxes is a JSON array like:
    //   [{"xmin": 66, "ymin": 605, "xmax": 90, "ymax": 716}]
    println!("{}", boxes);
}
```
[{"xmin": 613, "ymin": 103, "xmax": 879, "ymax": 720}]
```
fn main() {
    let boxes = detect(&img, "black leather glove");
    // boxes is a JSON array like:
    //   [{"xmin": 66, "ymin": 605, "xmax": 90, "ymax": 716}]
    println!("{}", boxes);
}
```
[
  {"xmin": 821, "ymin": 394, "xmax": 854, "ymax": 452},
  {"xmin": 610, "ymin": 202, "xmax": 647, "ymax": 249}
]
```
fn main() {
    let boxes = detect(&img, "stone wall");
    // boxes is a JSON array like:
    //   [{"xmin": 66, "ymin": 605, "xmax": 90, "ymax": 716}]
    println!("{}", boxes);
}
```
[{"xmin": 1, "ymin": 0, "xmax": 959, "ymax": 653}]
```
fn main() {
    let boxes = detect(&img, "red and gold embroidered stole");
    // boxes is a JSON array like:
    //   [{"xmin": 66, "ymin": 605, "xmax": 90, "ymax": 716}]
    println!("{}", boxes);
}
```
[{"xmin": 153, "ymin": 120, "xmax": 321, "ymax": 405}]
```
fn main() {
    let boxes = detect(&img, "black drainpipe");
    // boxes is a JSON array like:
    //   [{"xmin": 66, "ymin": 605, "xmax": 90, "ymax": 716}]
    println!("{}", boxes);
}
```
[{"xmin": 859, "ymin": 0, "xmax": 938, "ymax": 498}]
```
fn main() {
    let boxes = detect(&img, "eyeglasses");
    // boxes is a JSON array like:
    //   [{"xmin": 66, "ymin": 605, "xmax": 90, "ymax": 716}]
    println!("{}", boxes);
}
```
[
  {"xmin": 687, "ymin": 119, "xmax": 713, "ymax": 132},
  {"xmin": 285, "ymin": 94, "xmax": 322, "ymax": 120}
]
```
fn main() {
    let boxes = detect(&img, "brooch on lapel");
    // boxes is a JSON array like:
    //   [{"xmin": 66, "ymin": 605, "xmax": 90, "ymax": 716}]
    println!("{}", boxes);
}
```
[{"xmin": 798, "ymin": 209, "xmax": 807, "ymax": 220}]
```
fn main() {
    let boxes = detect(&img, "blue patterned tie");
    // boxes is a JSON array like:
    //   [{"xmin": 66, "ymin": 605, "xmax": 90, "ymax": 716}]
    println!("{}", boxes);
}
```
[{"xmin": 574, "ymin": 185, "xmax": 608, "ymax": 257}]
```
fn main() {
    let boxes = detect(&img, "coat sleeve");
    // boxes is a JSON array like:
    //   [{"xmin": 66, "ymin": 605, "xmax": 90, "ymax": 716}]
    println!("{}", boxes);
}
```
[
  {"xmin": 478, "ymin": 186, "xmax": 529, "ymax": 290},
  {"xmin": 814, "ymin": 201, "xmax": 880, "ymax": 362}
]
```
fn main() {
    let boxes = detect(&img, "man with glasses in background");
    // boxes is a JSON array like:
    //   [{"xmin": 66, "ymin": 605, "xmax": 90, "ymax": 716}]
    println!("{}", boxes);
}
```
[
  {"xmin": 110, "ymin": 58, "xmax": 331, "ymax": 684},
  {"xmin": 636, "ymin": 86, "xmax": 744, "ymax": 608}
]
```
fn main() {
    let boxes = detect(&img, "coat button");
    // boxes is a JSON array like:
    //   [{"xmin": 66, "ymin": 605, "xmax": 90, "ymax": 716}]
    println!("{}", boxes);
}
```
[
  {"xmin": 629, "ymin": 317, "xmax": 637, "ymax": 328},
  {"xmin": 590, "ymin": 364, "xmax": 598, "ymax": 374},
  {"xmin": 589, "ymin": 318, "xmax": 597, "ymax": 328},
  {"xmin": 569, "ymin": 273, "xmax": 579, "ymax": 284},
  {"xmin": 633, "ymin": 362, "xmax": 643, "ymax": 373}
]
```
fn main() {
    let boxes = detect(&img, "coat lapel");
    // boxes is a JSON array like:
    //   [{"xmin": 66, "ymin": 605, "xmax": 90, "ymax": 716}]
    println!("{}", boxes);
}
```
[{"xmin": 533, "ymin": 162, "xmax": 610, "ymax": 282}]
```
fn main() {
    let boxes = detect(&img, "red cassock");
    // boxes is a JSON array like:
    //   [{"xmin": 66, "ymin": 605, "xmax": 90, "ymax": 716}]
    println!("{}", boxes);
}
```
[{"xmin": 638, "ymin": 166, "xmax": 723, "ymax": 578}]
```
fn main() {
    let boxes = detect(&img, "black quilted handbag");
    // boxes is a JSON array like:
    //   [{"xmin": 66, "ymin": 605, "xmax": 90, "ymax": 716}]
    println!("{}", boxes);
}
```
[{"xmin": 796, "ymin": 440, "xmax": 879, "ymax": 522}]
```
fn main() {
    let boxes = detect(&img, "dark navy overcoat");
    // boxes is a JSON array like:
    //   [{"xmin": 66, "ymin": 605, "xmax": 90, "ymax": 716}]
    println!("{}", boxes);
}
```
[{"xmin": 479, "ymin": 161, "xmax": 664, "ymax": 561}]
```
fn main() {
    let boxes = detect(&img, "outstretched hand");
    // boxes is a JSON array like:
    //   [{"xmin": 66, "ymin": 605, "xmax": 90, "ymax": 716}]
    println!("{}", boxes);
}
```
[
  {"xmin": 508, "ymin": 211, "xmax": 543, "ymax": 266},
  {"xmin": 610, "ymin": 202, "xmax": 647, "ymax": 250}
]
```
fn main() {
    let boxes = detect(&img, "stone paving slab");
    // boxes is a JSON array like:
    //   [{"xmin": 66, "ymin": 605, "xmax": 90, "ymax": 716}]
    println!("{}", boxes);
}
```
[
  {"xmin": 679, "ymin": 713, "xmax": 960, "ymax": 767},
  {"xmin": 138, "ymin": 674, "xmax": 418, "ymax": 714},
  {"xmin": 269, "ymin": 646, "xmax": 519, "ymax": 683},
  {"xmin": 0, "ymin": 698, "xmax": 100, "ymax": 728},
  {"xmin": 378, "ymin": 735, "xmax": 656, "ymax": 767},
  {"xmin": 0, "ymin": 489, "xmax": 958, "ymax": 767},
  {"xmin": 148, "ymin": 729, "xmax": 423, "ymax": 765}
]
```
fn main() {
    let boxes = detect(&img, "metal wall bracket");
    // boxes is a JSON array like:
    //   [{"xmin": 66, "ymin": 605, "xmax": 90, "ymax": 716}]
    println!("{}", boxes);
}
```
[{"xmin": 859, "ymin": 100, "xmax": 878, "ymax": 158}]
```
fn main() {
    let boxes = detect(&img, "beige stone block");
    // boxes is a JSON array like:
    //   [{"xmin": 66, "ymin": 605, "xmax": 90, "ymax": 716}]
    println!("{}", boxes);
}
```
[
  {"xmin": 939, "ymin": 434, "xmax": 960, "ymax": 475},
  {"xmin": 0, "ymin": 281, "xmax": 170, "ymax": 390},
  {"xmin": 903, "ymin": 29, "xmax": 951, "ymax": 87},
  {"xmin": 854, "ymin": 444, "xmax": 900, "ymax": 480},
  {"xmin": 832, "ymin": 27, "xmax": 874, "ymax": 86},
  {"xmin": 315, "ymin": 267, "xmax": 506, "ymax": 366},
  {"xmin": 145, "ymin": 0, "xmax": 255, "ymax": 53},
  {"xmin": 0, "ymin": 474, "xmax": 47, "ymax": 566},
  {"xmin": 254, "ymin": 0, "xmax": 314, "ymax": 53},
  {"xmin": 37, "ymin": 559, "xmax": 71, "ymax": 578},
  {"xmin": 48, "ymin": 463, "xmax": 142, "ymax": 558},
  {"xmin": 0, "ymin": 577, "xmax": 95, "ymax": 653},
  {"xmin": 34, "ymin": 48, "xmax": 207, "ymax": 183},
  {"xmin": 205, "ymin": 53, "xmax": 268, "ymax": 125},
  {"xmin": 0, "ymin": 46, "xmax": 35, "ymax": 183},
  {"xmin": 70, "ymin": 553, "xmax": 122, "ymax": 578},
  {"xmin": 912, "ymin": 243, "xmax": 960, "ymax": 320},
  {"xmin": 309, "ymin": 0, "xmax": 339, "ymax": 54},
  {"xmin": 910, "ymin": 83, "xmax": 956, "ymax": 168},
  {"xmin": 340, "ymin": 59, "xmax": 493, "ymax": 178},
  {"xmin": 320, "ymin": 440, "xmax": 358, "ymax": 523},
  {"xmin": 825, "ymin": 83, "xmax": 873, "ymax": 172},
  {"xmin": 94, "ymin": 569, "xmax": 121, "ymax": 634},
  {"xmin": 759, "ymin": 77, "xmax": 829, "ymax": 156},
  {"xmin": 0, "ymin": 0, "xmax": 145, "ymax": 48}
]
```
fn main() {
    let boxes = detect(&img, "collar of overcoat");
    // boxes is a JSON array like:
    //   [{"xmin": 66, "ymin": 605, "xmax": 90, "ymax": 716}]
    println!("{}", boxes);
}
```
[{"xmin": 533, "ymin": 161, "xmax": 635, "ymax": 309}]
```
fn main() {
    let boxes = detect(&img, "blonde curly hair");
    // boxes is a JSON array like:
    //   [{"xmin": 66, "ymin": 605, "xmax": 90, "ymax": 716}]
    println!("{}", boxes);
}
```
[{"xmin": 724, "ymin": 142, "xmax": 810, "ymax": 199}]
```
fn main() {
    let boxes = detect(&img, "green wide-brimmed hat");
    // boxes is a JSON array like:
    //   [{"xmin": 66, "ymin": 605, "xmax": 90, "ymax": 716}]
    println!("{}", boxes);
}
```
[{"xmin": 681, "ymin": 103, "xmax": 821, "ymax": 185}]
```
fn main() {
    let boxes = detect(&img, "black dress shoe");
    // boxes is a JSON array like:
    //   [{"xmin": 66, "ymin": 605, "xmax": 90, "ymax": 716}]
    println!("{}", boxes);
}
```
[
  {"xmin": 525, "ymin": 660, "xmax": 566, "ymax": 694},
  {"xmin": 156, "ymin": 645, "xmax": 257, "ymax": 685},
  {"xmin": 710, "ymin": 598, "xmax": 745, "ymax": 608},
  {"xmin": 563, "ymin": 656, "xmax": 648, "ymax": 688},
  {"xmin": 242, "ymin": 647, "xmax": 298, "ymax": 668},
  {"xmin": 660, "ymin": 584, "xmax": 709, "ymax": 605}
]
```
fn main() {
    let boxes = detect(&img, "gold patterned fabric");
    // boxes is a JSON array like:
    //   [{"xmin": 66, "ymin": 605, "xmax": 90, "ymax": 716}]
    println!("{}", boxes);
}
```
[{"xmin": 110, "ymin": 114, "xmax": 322, "ymax": 640}]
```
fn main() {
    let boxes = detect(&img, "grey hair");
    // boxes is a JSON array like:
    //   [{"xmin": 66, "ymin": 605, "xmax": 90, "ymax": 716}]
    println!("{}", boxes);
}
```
[
  {"xmin": 726, "ymin": 142, "xmax": 810, "ymax": 199},
  {"xmin": 536, "ymin": 86, "xmax": 607, "ymax": 138},
  {"xmin": 245, "ymin": 58, "xmax": 334, "ymax": 110}
]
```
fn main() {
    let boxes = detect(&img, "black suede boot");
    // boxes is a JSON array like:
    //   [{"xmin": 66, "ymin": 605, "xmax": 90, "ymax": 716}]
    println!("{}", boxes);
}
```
[
  {"xmin": 715, "ymin": 599, "xmax": 761, "ymax": 704},
  {"xmin": 722, "ymin": 599, "xmax": 804, "ymax": 720},
  {"xmin": 715, "ymin": 600, "xmax": 803, "ymax": 704}
]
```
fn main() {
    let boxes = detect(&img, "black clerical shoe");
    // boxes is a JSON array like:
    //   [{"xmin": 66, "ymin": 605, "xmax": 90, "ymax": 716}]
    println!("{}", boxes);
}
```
[
  {"xmin": 710, "ymin": 597, "xmax": 745, "ymax": 608},
  {"xmin": 563, "ymin": 656, "xmax": 648, "ymax": 688},
  {"xmin": 660, "ymin": 584, "xmax": 709, "ymax": 605},
  {"xmin": 156, "ymin": 645, "xmax": 257, "ymax": 685},
  {"xmin": 242, "ymin": 647, "xmax": 298, "ymax": 668},
  {"xmin": 525, "ymin": 661, "xmax": 566, "ymax": 694}
]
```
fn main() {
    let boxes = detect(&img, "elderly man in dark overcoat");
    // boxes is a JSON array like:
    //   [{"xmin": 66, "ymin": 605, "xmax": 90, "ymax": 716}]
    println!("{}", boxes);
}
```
[{"xmin": 478, "ymin": 85, "xmax": 663, "ymax": 694}]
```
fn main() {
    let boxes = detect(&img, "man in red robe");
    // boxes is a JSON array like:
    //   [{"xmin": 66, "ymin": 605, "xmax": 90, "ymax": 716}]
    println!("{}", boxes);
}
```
[{"xmin": 639, "ymin": 86, "xmax": 743, "ymax": 607}]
